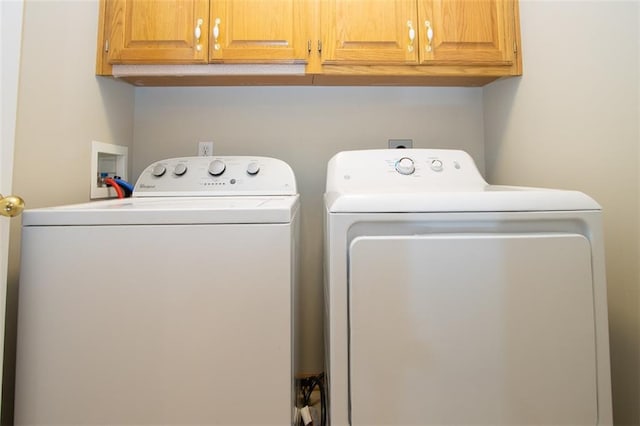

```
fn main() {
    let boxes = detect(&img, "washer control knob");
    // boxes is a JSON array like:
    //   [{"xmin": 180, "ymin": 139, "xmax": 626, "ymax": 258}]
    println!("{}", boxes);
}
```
[
  {"xmin": 174, "ymin": 163, "xmax": 188, "ymax": 176},
  {"xmin": 395, "ymin": 157, "xmax": 415, "ymax": 175},
  {"xmin": 247, "ymin": 162, "xmax": 260, "ymax": 175},
  {"xmin": 431, "ymin": 159, "xmax": 443, "ymax": 172},
  {"xmin": 151, "ymin": 164, "xmax": 166, "ymax": 177},
  {"xmin": 208, "ymin": 159, "xmax": 226, "ymax": 176}
]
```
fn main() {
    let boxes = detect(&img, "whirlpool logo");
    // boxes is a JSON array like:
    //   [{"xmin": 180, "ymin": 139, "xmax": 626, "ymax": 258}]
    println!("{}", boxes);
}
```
[{"xmin": 139, "ymin": 184, "xmax": 156, "ymax": 189}]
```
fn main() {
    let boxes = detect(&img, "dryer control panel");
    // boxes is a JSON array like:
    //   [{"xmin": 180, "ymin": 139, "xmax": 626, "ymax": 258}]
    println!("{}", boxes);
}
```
[
  {"xmin": 326, "ymin": 149, "xmax": 488, "ymax": 195},
  {"xmin": 134, "ymin": 156, "xmax": 297, "ymax": 197}
]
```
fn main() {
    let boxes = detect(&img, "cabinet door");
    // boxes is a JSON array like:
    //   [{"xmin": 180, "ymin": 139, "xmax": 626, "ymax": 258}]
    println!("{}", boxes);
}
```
[
  {"xmin": 320, "ymin": 0, "xmax": 419, "ymax": 64},
  {"xmin": 418, "ymin": 0, "xmax": 517, "ymax": 66},
  {"xmin": 105, "ymin": 0, "xmax": 209, "ymax": 64},
  {"xmin": 209, "ymin": 0, "xmax": 312, "ymax": 63}
]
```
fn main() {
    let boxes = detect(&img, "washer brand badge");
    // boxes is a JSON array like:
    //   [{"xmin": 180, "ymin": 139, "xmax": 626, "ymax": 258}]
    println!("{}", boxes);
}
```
[{"xmin": 139, "ymin": 184, "xmax": 156, "ymax": 189}]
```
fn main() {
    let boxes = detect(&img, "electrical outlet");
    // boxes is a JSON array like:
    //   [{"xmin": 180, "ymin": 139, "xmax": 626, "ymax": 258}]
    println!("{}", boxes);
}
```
[
  {"xmin": 198, "ymin": 141, "xmax": 214, "ymax": 156},
  {"xmin": 388, "ymin": 139, "xmax": 413, "ymax": 149}
]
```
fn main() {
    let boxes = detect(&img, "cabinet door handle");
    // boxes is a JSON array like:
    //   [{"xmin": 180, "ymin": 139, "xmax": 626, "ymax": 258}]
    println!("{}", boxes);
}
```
[
  {"xmin": 194, "ymin": 18, "xmax": 203, "ymax": 51},
  {"xmin": 212, "ymin": 18, "xmax": 221, "ymax": 50},
  {"xmin": 407, "ymin": 20, "xmax": 415, "ymax": 52},
  {"xmin": 425, "ymin": 20, "xmax": 433, "ymax": 52}
]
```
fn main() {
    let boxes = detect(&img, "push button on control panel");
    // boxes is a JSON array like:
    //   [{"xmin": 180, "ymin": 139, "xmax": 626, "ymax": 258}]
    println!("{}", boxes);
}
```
[{"xmin": 431, "ymin": 159, "xmax": 443, "ymax": 172}]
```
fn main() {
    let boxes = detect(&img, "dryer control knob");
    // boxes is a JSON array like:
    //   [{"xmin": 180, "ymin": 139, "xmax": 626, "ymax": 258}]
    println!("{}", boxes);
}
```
[
  {"xmin": 152, "ymin": 164, "xmax": 166, "ymax": 177},
  {"xmin": 247, "ymin": 162, "xmax": 260, "ymax": 175},
  {"xmin": 208, "ymin": 159, "xmax": 226, "ymax": 176},
  {"xmin": 431, "ymin": 159, "xmax": 443, "ymax": 172},
  {"xmin": 174, "ymin": 163, "xmax": 188, "ymax": 176},
  {"xmin": 395, "ymin": 157, "xmax": 415, "ymax": 175}
]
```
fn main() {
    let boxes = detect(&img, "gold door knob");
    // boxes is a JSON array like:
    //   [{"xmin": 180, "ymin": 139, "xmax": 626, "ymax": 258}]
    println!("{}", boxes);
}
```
[{"xmin": 0, "ymin": 193, "xmax": 25, "ymax": 218}]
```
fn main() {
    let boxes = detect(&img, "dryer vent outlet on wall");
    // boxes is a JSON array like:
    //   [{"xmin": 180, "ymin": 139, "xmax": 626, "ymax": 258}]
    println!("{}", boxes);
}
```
[{"xmin": 90, "ymin": 141, "xmax": 128, "ymax": 199}]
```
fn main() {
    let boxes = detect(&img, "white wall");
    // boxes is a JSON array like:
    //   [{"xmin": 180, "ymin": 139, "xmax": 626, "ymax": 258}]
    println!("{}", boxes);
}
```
[
  {"xmin": 5, "ymin": 0, "xmax": 134, "ymax": 421},
  {"xmin": 133, "ymin": 86, "xmax": 486, "ymax": 373},
  {"xmin": 484, "ymin": 1, "xmax": 639, "ymax": 424}
]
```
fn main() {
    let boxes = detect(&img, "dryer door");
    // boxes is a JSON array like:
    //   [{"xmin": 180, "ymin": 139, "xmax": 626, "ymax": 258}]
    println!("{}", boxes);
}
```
[{"xmin": 348, "ymin": 233, "xmax": 598, "ymax": 425}]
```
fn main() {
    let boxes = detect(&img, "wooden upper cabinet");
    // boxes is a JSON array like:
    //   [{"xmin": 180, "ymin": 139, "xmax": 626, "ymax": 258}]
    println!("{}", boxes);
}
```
[
  {"xmin": 104, "ymin": 0, "xmax": 210, "ymax": 64},
  {"xmin": 418, "ymin": 0, "xmax": 518, "ymax": 68},
  {"xmin": 96, "ymin": 0, "xmax": 523, "ymax": 85},
  {"xmin": 209, "ymin": 0, "xmax": 312, "ymax": 63},
  {"xmin": 320, "ymin": 0, "xmax": 419, "ymax": 65}
]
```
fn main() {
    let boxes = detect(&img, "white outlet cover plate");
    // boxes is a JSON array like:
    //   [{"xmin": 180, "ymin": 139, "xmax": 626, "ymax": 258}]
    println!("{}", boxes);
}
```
[{"xmin": 198, "ymin": 141, "xmax": 214, "ymax": 156}]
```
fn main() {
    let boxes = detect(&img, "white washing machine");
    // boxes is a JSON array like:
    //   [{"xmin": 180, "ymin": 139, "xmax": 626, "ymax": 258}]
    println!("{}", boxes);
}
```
[
  {"xmin": 15, "ymin": 156, "xmax": 299, "ymax": 425},
  {"xmin": 324, "ymin": 149, "xmax": 612, "ymax": 426}
]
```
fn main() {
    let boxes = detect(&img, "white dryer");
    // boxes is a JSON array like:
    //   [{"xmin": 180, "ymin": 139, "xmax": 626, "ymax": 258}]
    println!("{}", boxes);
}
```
[
  {"xmin": 15, "ymin": 156, "xmax": 299, "ymax": 425},
  {"xmin": 324, "ymin": 149, "xmax": 612, "ymax": 426}
]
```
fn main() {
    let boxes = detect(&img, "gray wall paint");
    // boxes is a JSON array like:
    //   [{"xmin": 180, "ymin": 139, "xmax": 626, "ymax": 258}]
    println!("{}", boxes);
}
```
[
  {"xmin": 484, "ymin": 1, "xmax": 639, "ymax": 424},
  {"xmin": 132, "ymin": 86, "xmax": 485, "ymax": 372}
]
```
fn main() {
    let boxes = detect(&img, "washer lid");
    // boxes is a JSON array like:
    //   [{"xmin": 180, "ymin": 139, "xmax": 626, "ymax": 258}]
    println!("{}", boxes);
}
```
[
  {"xmin": 325, "ymin": 149, "xmax": 600, "ymax": 212},
  {"xmin": 22, "ymin": 196, "xmax": 299, "ymax": 226}
]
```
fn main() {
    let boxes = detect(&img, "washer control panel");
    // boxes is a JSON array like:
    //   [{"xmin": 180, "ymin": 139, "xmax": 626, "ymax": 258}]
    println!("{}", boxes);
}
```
[
  {"xmin": 326, "ymin": 149, "xmax": 488, "ymax": 193},
  {"xmin": 134, "ymin": 156, "xmax": 297, "ymax": 197}
]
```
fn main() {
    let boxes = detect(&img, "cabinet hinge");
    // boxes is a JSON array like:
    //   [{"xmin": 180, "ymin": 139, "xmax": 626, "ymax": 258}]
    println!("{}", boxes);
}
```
[
  {"xmin": 104, "ymin": 39, "xmax": 109, "ymax": 53},
  {"xmin": 513, "ymin": 41, "xmax": 517, "ymax": 56},
  {"xmin": 318, "ymin": 40, "xmax": 322, "ymax": 54}
]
